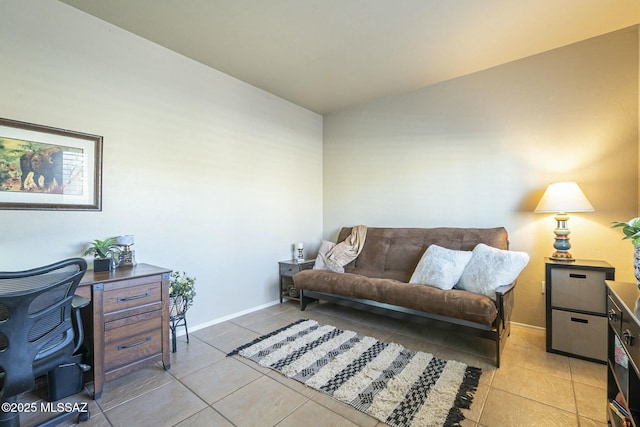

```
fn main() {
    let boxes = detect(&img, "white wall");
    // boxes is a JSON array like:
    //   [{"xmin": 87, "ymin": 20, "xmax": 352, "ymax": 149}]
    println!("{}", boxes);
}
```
[
  {"xmin": 0, "ymin": 0, "xmax": 323, "ymax": 327},
  {"xmin": 1, "ymin": 1, "xmax": 637, "ymax": 330},
  {"xmin": 323, "ymin": 27, "xmax": 639, "ymax": 327}
]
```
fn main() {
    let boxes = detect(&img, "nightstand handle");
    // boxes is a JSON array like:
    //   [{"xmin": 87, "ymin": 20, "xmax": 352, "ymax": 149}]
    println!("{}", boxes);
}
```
[{"xmin": 569, "ymin": 273, "xmax": 587, "ymax": 279}]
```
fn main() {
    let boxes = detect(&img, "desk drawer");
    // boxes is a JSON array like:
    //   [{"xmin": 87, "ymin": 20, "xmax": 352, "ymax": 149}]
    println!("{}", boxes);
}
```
[
  {"xmin": 104, "ymin": 282, "xmax": 161, "ymax": 314},
  {"xmin": 104, "ymin": 316, "xmax": 162, "ymax": 372}
]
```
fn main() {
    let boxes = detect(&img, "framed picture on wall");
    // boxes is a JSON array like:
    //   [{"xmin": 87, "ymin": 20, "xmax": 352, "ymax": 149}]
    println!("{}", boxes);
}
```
[{"xmin": 0, "ymin": 118, "xmax": 103, "ymax": 210}]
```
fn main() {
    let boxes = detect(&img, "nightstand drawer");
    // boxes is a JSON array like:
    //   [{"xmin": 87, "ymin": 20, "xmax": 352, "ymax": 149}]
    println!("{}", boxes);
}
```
[
  {"xmin": 551, "ymin": 268, "xmax": 606, "ymax": 313},
  {"xmin": 551, "ymin": 309, "xmax": 606, "ymax": 361},
  {"xmin": 279, "ymin": 261, "xmax": 314, "ymax": 277},
  {"xmin": 279, "ymin": 263, "xmax": 299, "ymax": 276}
]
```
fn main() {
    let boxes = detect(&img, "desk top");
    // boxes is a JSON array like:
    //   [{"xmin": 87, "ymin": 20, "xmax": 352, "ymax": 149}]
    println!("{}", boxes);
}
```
[
  {"xmin": 79, "ymin": 263, "xmax": 171, "ymax": 287},
  {"xmin": 606, "ymin": 280, "xmax": 640, "ymax": 321}
]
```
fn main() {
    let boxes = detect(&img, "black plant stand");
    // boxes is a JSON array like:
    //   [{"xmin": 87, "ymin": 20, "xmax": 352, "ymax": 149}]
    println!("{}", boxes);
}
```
[{"xmin": 169, "ymin": 295, "xmax": 191, "ymax": 353}]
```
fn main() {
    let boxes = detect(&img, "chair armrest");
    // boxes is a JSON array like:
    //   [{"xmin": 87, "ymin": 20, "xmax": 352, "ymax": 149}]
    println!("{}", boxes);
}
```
[
  {"xmin": 71, "ymin": 295, "xmax": 90, "ymax": 354},
  {"xmin": 72, "ymin": 295, "xmax": 90, "ymax": 310}
]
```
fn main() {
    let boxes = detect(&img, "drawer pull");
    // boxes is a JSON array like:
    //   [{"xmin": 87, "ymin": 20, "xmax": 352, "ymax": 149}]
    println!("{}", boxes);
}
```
[
  {"xmin": 608, "ymin": 309, "xmax": 619, "ymax": 321},
  {"xmin": 623, "ymin": 329, "xmax": 634, "ymax": 346},
  {"xmin": 569, "ymin": 273, "xmax": 587, "ymax": 279},
  {"xmin": 117, "ymin": 292, "xmax": 151, "ymax": 302},
  {"xmin": 118, "ymin": 336, "xmax": 152, "ymax": 350},
  {"xmin": 570, "ymin": 317, "xmax": 588, "ymax": 324}
]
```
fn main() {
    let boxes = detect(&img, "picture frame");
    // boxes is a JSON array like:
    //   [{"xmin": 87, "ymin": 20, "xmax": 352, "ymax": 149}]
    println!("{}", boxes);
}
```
[{"xmin": 0, "ymin": 118, "xmax": 103, "ymax": 210}]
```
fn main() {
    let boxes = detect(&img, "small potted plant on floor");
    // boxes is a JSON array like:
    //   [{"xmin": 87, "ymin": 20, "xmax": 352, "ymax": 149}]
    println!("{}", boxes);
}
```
[
  {"xmin": 83, "ymin": 237, "xmax": 121, "ymax": 272},
  {"xmin": 169, "ymin": 271, "xmax": 196, "ymax": 316},
  {"xmin": 169, "ymin": 271, "xmax": 196, "ymax": 352}
]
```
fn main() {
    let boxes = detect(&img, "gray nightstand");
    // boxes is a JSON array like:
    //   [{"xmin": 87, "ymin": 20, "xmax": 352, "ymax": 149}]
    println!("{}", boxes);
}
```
[
  {"xmin": 545, "ymin": 258, "xmax": 615, "ymax": 362},
  {"xmin": 278, "ymin": 259, "xmax": 315, "ymax": 303}
]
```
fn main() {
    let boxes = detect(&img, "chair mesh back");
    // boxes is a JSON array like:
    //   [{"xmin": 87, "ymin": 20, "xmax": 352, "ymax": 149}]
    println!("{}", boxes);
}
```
[
  {"xmin": 28, "ymin": 281, "xmax": 71, "ymax": 354},
  {"xmin": 0, "ymin": 258, "xmax": 87, "ymax": 401}
]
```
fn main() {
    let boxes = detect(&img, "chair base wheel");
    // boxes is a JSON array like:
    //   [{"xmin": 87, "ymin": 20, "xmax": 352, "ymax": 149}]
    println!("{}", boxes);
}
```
[{"xmin": 78, "ymin": 410, "xmax": 90, "ymax": 422}]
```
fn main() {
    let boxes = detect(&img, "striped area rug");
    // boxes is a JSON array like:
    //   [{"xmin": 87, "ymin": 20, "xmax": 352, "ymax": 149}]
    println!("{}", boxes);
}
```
[{"xmin": 227, "ymin": 319, "xmax": 481, "ymax": 427}]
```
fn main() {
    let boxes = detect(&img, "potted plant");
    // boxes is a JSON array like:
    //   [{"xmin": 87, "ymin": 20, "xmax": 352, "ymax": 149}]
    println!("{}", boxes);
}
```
[
  {"xmin": 169, "ymin": 271, "xmax": 196, "ymax": 315},
  {"xmin": 168, "ymin": 271, "xmax": 196, "ymax": 352},
  {"xmin": 83, "ymin": 237, "xmax": 121, "ymax": 272},
  {"xmin": 612, "ymin": 217, "xmax": 640, "ymax": 285}
]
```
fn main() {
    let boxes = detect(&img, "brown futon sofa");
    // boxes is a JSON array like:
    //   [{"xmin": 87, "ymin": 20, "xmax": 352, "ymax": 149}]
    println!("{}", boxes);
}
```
[{"xmin": 293, "ymin": 226, "xmax": 519, "ymax": 367}]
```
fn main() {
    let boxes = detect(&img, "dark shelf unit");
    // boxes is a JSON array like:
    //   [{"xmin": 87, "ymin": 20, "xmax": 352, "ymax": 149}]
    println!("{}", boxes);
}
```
[
  {"xmin": 607, "ymin": 281, "xmax": 640, "ymax": 427},
  {"xmin": 545, "ymin": 259, "xmax": 614, "ymax": 363}
]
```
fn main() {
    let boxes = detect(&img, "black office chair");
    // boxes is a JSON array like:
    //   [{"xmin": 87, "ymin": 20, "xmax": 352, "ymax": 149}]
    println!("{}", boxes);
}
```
[{"xmin": 0, "ymin": 258, "xmax": 90, "ymax": 427}]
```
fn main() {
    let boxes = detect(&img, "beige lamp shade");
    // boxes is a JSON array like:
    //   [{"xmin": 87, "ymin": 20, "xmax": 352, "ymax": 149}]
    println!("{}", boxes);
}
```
[
  {"xmin": 535, "ymin": 182, "xmax": 594, "ymax": 261},
  {"xmin": 534, "ymin": 182, "xmax": 594, "ymax": 214}
]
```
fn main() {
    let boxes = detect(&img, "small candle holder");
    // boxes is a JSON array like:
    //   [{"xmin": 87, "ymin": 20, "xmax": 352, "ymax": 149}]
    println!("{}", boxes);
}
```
[
  {"xmin": 117, "ymin": 235, "xmax": 137, "ymax": 267},
  {"xmin": 296, "ymin": 242, "xmax": 304, "ymax": 263}
]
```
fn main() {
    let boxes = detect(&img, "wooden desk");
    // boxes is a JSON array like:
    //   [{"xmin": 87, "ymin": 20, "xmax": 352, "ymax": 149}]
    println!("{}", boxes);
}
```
[{"xmin": 76, "ymin": 263, "xmax": 171, "ymax": 399}]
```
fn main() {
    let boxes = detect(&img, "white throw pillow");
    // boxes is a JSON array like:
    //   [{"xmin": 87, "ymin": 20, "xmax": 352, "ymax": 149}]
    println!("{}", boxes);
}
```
[
  {"xmin": 409, "ymin": 245, "xmax": 473, "ymax": 290},
  {"xmin": 458, "ymin": 243, "xmax": 530, "ymax": 298},
  {"xmin": 313, "ymin": 240, "xmax": 336, "ymax": 270}
]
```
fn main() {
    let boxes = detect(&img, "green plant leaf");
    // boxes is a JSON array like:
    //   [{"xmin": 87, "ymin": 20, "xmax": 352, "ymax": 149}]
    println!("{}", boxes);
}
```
[{"xmin": 612, "ymin": 218, "xmax": 640, "ymax": 246}]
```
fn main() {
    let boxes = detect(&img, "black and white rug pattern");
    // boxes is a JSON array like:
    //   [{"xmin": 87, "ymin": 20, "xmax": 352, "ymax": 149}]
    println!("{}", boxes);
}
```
[{"xmin": 228, "ymin": 319, "xmax": 481, "ymax": 427}]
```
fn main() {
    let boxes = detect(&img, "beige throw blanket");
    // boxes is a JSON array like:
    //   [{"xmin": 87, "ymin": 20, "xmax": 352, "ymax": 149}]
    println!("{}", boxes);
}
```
[{"xmin": 322, "ymin": 225, "xmax": 367, "ymax": 273}]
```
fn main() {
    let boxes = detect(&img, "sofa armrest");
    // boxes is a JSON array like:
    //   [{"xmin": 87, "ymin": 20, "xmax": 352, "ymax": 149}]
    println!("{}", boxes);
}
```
[
  {"xmin": 495, "ymin": 281, "xmax": 516, "ymax": 297},
  {"xmin": 495, "ymin": 280, "xmax": 517, "ymax": 329}
]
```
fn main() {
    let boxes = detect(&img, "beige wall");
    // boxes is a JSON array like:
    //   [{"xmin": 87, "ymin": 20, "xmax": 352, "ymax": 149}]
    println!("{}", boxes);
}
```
[
  {"xmin": 323, "ymin": 27, "xmax": 639, "ymax": 327},
  {"xmin": 0, "ymin": 0, "xmax": 323, "ymax": 327}
]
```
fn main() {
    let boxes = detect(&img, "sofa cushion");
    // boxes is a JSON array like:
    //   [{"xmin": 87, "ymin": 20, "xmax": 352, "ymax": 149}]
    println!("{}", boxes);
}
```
[
  {"xmin": 457, "ymin": 243, "xmax": 529, "ymax": 298},
  {"xmin": 338, "ymin": 226, "xmax": 509, "ymax": 282},
  {"xmin": 409, "ymin": 245, "xmax": 472, "ymax": 290},
  {"xmin": 294, "ymin": 269, "xmax": 498, "ymax": 326}
]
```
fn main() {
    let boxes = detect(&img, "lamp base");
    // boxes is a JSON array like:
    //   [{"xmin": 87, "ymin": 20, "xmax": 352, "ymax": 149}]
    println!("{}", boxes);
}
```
[
  {"xmin": 549, "ymin": 213, "xmax": 576, "ymax": 262},
  {"xmin": 550, "ymin": 252, "xmax": 575, "ymax": 262}
]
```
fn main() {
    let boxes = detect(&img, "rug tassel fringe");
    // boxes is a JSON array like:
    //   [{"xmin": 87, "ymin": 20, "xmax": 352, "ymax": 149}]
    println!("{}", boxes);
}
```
[
  {"xmin": 226, "ymin": 318, "xmax": 310, "ymax": 357},
  {"xmin": 455, "ymin": 366, "xmax": 481, "ymax": 409},
  {"xmin": 445, "ymin": 366, "xmax": 482, "ymax": 427}
]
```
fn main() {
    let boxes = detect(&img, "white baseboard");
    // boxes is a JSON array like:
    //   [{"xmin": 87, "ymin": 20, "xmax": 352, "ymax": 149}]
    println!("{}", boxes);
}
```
[
  {"xmin": 511, "ymin": 321, "xmax": 544, "ymax": 332},
  {"xmin": 172, "ymin": 299, "xmax": 280, "ymax": 337},
  {"xmin": 176, "ymin": 303, "xmax": 545, "ymax": 338}
]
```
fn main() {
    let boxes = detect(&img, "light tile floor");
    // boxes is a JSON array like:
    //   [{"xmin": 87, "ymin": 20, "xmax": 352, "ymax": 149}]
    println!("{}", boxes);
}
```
[{"xmin": 18, "ymin": 300, "xmax": 608, "ymax": 426}]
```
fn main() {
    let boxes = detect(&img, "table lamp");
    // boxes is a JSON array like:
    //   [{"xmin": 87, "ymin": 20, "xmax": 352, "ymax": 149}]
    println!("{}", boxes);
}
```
[{"xmin": 534, "ymin": 182, "xmax": 594, "ymax": 262}]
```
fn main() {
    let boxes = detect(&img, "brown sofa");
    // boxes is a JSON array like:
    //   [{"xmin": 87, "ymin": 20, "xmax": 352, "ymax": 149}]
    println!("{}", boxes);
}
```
[{"xmin": 293, "ymin": 226, "xmax": 516, "ymax": 367}]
